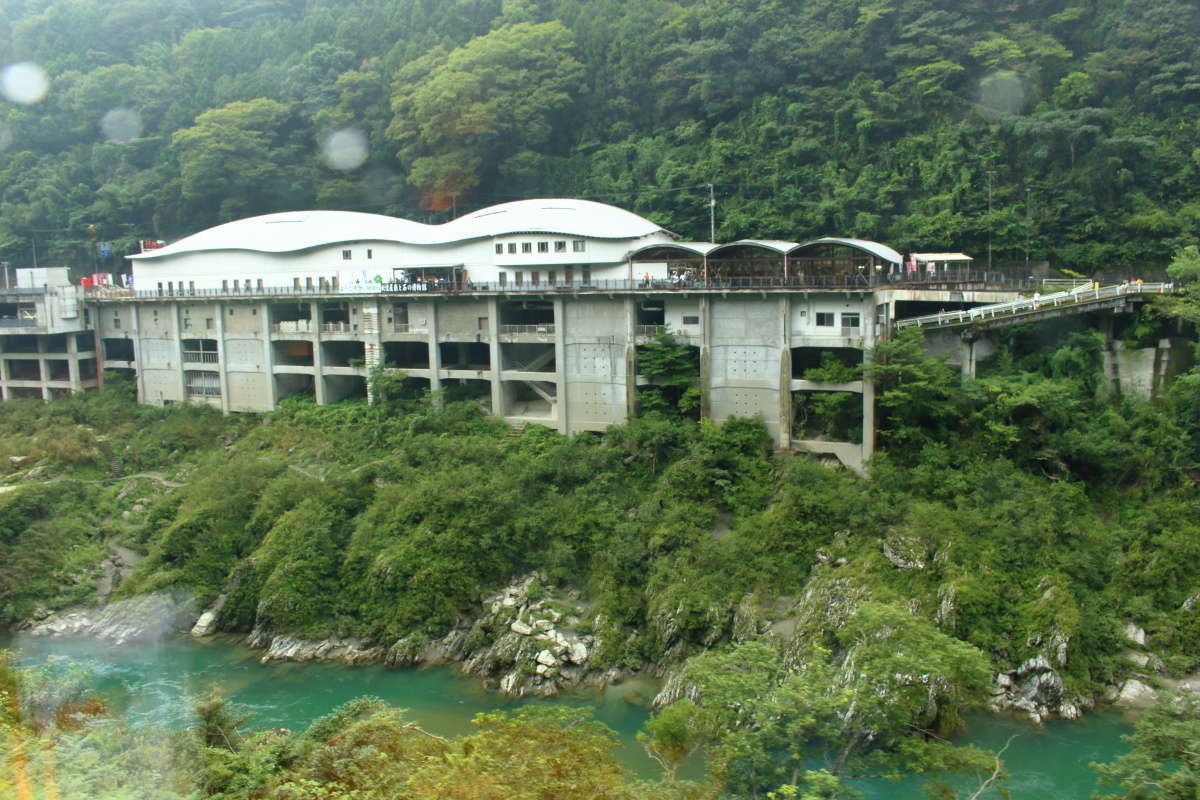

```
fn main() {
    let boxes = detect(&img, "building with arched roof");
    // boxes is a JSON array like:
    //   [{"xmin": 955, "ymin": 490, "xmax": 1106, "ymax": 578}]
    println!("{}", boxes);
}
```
[
  {"xmin": 49, "ymin": 198, "xmax": 1022, "ymax": 473},
  {"xmin": 129, "ymin": 199, "xmax": 678, "ymax": 294}
]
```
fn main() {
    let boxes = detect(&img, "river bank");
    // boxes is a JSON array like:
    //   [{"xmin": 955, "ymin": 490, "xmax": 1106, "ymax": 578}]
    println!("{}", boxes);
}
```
[{"xmin": 2, "ymin": 631, "xmax": 1135, "ymax": 798}]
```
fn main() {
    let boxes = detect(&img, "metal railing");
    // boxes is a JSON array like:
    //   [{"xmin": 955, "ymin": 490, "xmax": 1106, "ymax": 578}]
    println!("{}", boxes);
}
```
[
  {"xmin": 0, "ymin": 318, "xmax": 37, "ymax": 328},
  {"xmin": 634, "ymin": 324, "xmax": 666, "ymax": 335},
  {"xmin": 498, "ymin": 324, "xmax": 555, "ymax": 334},
  {"xmin": 320, "ymin": 321, "xmax": 356, "ymax": 333},
  {"xmin": 87, "ymin": 268, "xmax": 1035, "ymax": 302},
  {"xmin": 272, "ymin": 320, "xmax": 313, "ymax": 333},
  {"xmin": 895, "ymin": 281, "xmax": 1175, "ymax": 329},
  {"xmin": 182, "ymin": 351, "xmax": 219, "ymax": 364}
]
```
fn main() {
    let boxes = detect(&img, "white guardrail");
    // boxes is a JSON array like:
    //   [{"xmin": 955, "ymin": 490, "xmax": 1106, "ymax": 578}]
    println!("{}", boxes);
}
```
[{"xmin": 894, "ymin": 281, "xmax": 1175, "ymax": 330}]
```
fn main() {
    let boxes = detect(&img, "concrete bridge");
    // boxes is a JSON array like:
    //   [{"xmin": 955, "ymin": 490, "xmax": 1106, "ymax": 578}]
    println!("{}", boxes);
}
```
[{"xmin": 895, "ymin": 280, "xmax": 1175, "ymax": 335}]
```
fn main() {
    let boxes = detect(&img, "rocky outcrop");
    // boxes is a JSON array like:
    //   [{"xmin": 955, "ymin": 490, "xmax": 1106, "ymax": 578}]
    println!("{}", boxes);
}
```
[
  {"xmin": 25, "ymin": 590, "xmax": 198, "ymax": 645},
  {"xmin": 247, "ymin": 628, "xmax": 385, "ymax": 665},
  {"xmin": 247, "ymin": 573, "xmax": 611, "ymax": 698}
]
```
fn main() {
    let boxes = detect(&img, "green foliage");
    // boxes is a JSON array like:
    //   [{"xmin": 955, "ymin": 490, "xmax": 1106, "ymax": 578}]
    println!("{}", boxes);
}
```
[
  {"xmin": 651, "ymin": 631, "xmax": 995, "ymax": 799},
  {"xmin": 867, "ymin": 328, "xmax": 961, "ymax": 452},
  {"xmin": 0, "ymin": 0, "xmax": 1197, "ymax": 271},
  {"xmin": 1092, "ymin": 692, "xmax": 1200, "ymax": 799},
  {"xmin": 637, "ymin": 333, "xmax": 701, "ymax": 420}
]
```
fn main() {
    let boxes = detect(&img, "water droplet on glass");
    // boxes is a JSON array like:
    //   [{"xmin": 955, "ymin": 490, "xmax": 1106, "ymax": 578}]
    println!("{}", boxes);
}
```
[
  {"xmin": 100, "ymin": 107, "xmax": 143, "ymax": 143},
  {"xmin": 1, "ymin": 62, "xmax": 50, "ymax": 105},
  {"xmin": 322, "ymin": 128, "xmax": 369, "ymax": 171},
  {"xmin": 979, "ymin": 71, "xmax": 1026, "ymax": 116}
]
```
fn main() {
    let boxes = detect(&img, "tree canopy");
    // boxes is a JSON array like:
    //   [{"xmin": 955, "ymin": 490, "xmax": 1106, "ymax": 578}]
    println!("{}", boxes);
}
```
[{"xmin": 0, "ymin": 0, "xmax": 1196, "ymax": 271}]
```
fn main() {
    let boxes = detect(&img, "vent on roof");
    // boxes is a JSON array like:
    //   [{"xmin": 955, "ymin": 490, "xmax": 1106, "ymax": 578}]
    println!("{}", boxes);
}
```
[
  {"xmin": 264, "ymin": 220, "xmax": 304, "ymax": 224},
  {"xmin": 471, "ymin": 210, "xmax": 507, "ymax": 218},
  {"xmin": 541, "ymin": 206, "xmax": 575, "ymax": 211}
]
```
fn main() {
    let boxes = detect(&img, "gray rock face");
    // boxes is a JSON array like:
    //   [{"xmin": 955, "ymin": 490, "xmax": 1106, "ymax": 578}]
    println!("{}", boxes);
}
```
[
  {"xmin": 190, "ymin": 593, "xmax": 228, "ymax": 637},
  {"xmin": 26, "ymin": 591, "xmax": 198, "ymax": 645},
  {"xmin": 1115, "ymin": 678, "xmax": 1156, "ymax": 709},
  {"xmin": 242, "ymin": 572, "xmax": 607, "ymax": 699},
  {"xmin": 1123, "ymin": 622, "xmax": 1148, "ymax": 647}
]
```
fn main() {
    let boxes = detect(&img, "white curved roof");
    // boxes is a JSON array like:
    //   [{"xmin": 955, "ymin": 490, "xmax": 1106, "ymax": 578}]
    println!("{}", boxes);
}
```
[
  {"xmin": 792, "ymin": 237, "xmax": 902, "ymax": 264},
  {"xmin": 628, "ymin": 241, "xmax": 720, "ymax": 259},
  {"xmin": 713, "ymin": 239, "xmax": 801, "ymax": 255},
  {"xmin": 131, "ymin": 199, "xmax": 673, "ymax": 260}
]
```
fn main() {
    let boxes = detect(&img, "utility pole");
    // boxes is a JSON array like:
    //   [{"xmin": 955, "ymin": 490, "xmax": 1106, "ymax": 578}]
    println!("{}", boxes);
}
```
[
  {"xmin": 986, "ymin": 170, "xmax": 996, "ymax": 270},
  {"xmin": 708, "ymin": 183, "xmax": 716, "ymax": 242},
  {"xmin": 1025, "ymin": 187, "xmax": 1033, "ymax": 271}
]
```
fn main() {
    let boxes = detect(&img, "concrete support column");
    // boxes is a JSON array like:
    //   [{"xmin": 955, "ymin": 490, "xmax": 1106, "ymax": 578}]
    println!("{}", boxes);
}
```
[
  {"xmin": 553, "ymin": 297, "xmax": 567, "ymax": 434},
  {"xmin": 215, "ymin": 301, "xmax": 230, "ymax": 413},
  {"xmin": 860, "ymin": 294, "xmax": 877, "ymax": 466},
  {"xmin": 364, "ymin": 298, "xmax": 383, "ymax": 404},
  {"xmin": 175, "ymin": 303, "xmax": 186, "ymax": 404},
  {"xmin": 699, "ymin": 295, "xmax": 712, "ymax": 420},
  {"xmin": 487, "ymin": 297, "xmax": 503, "ymax": 416},
  {"xmin": 778, "ymin": 296, "xmax": 792, "ymax": 449},
  {"xmin": 310, "ymin": 301, "xmax": 325, "ymax": 404},
  {"xmin": 262, "ymin": 300, "xmax": 278, "ymax": 410},
  {"xmin": 624, "ymin": 297, "xmax": 637, "ymax": 418},
  {"xmin": 91, "ymin": 319, "xmax": 104, "ymax": 392},
  {"xmin": 960, "ymin": 338, "xmax": 977, "ymax": 381},
  {"xmin": 133, "ymin": 304, "xmax": 146, "ymax": 404},
  {"xmin": 66, "ymin": 331, "xmax": 81, "ymax": 392},
  {"xmin": 427, "ymin": 300, "xmax": 442, "ymax": 401}
]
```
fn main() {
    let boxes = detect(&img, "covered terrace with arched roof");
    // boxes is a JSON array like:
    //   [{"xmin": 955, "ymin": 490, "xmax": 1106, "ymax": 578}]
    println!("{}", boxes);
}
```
[{"xmin": 631, "ymin": 238, "xmax": 904, "ymax": 288}]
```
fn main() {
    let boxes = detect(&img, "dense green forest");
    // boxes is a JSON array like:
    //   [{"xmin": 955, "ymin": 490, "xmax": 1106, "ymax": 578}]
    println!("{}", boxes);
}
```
[{"xmin": 1, "ymin": 0, "xmax": 1199, "ymax": 272}]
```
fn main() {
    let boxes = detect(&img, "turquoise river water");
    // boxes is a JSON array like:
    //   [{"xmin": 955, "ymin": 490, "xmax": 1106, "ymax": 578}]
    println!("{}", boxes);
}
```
[{"xmin": 2, "ymin": 633, "xmax": 1132, "ymax": 797}]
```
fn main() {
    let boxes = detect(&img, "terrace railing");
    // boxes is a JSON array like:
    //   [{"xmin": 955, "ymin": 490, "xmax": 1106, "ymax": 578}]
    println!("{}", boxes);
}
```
[
  {"xmin": 498, "ymin": 324, "xmax": 555, "ymax": 334},
  {"xmin": 895, "ymin": 281, "xmax": 1175, "ymax": 330},
  {"xmin": 87, "ymin": 268, "xmax": 1035, "ymax": 302}
]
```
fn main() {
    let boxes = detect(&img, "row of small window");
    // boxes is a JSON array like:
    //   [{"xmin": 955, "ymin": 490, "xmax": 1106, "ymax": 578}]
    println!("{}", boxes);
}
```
[
  {"xmin": 497, "ymin": 267, "xmax": 591, "ymax": 287},
  {"xmin": 812, "ymin": 311, "xmax": 861, "ymax": 328},
  {"xmin": 495, "ymin": 240, "xmax": 586, "ymax": 256},
  {"xmin": 341, "ymin": 249, "xmax": 373, "ymax": 260}
]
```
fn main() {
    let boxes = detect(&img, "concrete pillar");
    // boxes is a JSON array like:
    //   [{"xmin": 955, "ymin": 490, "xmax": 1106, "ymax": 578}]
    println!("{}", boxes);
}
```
[
  {"xmin": 427, "ymin": 300, "xmax": 442, "ymax": 400},
  {"xmin": 91, "ymin": 320, "xmax": 104, "ymax": 392},
  {"xmin": 262, "ymin": 300, "xmax": 278, "ymax": 410},
  {"xmin": 624, "ymin": 297, "xmax": 638, "ymax": 418},
  {"xmin": 37, "ymin": 333, "xmax": 48, "ymax": 399},
  {"xmin": 553, "ymin": 296, "xmax": 567, "ymax": 434},
  {"xmin": 699, "ymin": 295, "xmax": 712, "ymax": 420},
  {"xmin": 487, "ymin": 297, "xmax": 503, "ymax": 416},
  {"xmin": 860, "ymin": 293, "xmax": 877, "ymax": 466},
  {"xmin": 215, "ymin": 301, "xmax": 230, "ymax": 413},
  {"xmin": 364, "ymin": 297, "xmax": 383, "ymax": 403},
  {"xmin": 175, "ymin": 303, "xmax": 186, "ymax": 403},
  {"xmin": 960, "ymin": 338, "xmax": 976, "ymax": 381},
  {"xmin": 133, "ymin": 304, "xmax": 146, "ymax": 404},
  {"xmin": 311, "ymin": 301, "xmax": 325, "ymax": 404},
  {"xmin": 66, "ymin": 331, "xmax": 81, "ymax": 391},
  {"xmin": 778, "ymin": 296, "xmax": 792, "ymax": 449}
]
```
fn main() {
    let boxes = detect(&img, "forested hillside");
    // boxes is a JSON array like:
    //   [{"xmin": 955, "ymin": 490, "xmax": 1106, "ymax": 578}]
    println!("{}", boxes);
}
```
[{"xmin": 1, "ymin": 0, "xmax": 1198, "ymax": 272}]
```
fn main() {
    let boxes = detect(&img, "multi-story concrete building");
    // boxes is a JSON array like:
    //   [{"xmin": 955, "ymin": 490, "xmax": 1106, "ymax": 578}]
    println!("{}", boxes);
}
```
[
  {"xmin": 0, "ymin": 267, "xmax": 99, "ymax": 400},
  {"xmin": 75, "ymin": 199, "xmax": 1022, "ymax": 471}
]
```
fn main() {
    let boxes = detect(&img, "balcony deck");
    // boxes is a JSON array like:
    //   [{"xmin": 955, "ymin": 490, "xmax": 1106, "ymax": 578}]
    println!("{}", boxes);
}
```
[{"xmin": 87, "ymin": 270, "xmax": 1034, "ymax": 303}]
